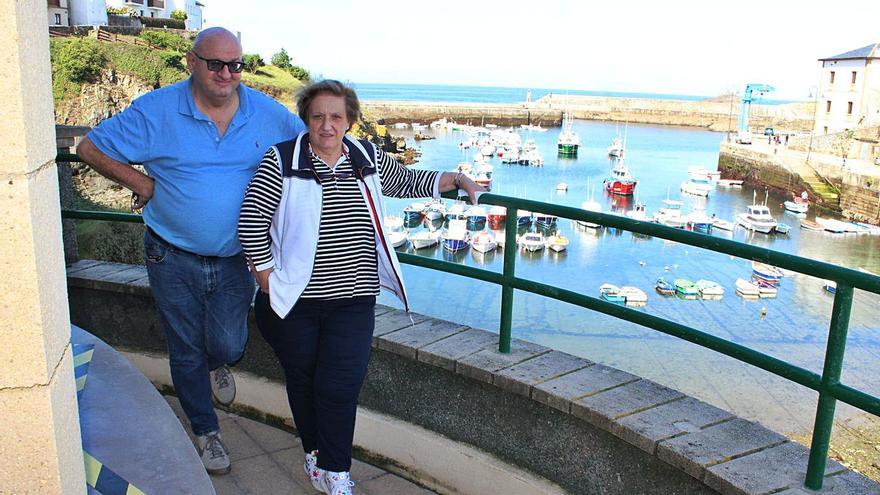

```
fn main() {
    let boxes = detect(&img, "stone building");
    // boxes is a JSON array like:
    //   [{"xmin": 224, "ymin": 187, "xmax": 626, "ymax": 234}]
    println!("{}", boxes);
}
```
[{"xmin": 814, "ymin": 42, "xmax": 880, "ymax": 135}]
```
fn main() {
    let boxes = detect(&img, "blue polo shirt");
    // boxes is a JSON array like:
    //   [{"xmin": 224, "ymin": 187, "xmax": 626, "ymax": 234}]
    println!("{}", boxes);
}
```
[{"xmin": 87, "ymin": 78, "xmax": 305, "ymax": 256}]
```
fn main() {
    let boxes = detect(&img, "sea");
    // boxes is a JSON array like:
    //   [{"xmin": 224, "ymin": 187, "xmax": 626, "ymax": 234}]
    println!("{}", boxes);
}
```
[
  {"xmin": 366, "ymin": 96, "xmax": 879, "ymax": 435},
  {"xmin": 351, "ymin": 82, "xmax": 798, "ymax": 105}
]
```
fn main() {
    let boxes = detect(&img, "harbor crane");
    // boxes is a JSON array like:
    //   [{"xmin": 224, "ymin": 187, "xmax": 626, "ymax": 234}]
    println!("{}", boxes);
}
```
[{"xmin": 736, "ymin": 83, "xmax": 774, "ymax": 144}]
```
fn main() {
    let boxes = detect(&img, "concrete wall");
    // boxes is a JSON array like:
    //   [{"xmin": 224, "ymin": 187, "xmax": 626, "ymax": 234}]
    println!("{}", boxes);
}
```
[
  {"xmin": 0, "ymin": 1, "xmax": 85, "ymax": 492},
  {"xmin": 66, "ymin": 261, "xmax": 880, "ymax": 495},
  {"xmin": 363, "ymin": 102, "xmax": 563, "ymax": 127}
]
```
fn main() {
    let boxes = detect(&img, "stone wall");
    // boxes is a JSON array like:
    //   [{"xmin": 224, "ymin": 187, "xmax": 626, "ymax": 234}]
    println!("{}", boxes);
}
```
[{"xmin": 362, "ymin": 102, "xmax": 563, "ymax": 127}]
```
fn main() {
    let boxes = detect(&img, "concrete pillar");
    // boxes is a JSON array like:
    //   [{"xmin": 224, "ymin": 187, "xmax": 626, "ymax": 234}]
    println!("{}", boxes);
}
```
[{"xmin": 0, "ymin": 1, "xmax": 86, "ymax": 493}]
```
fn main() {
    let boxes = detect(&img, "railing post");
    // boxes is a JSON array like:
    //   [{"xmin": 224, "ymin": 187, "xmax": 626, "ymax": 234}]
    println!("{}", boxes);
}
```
[
  {"xmin": 498, "ymin": 206, "xmax": 518, "ymax": 353},
  {"xmin": 805, "ymin": 283, "xmax": 853, "ymax": 490}
]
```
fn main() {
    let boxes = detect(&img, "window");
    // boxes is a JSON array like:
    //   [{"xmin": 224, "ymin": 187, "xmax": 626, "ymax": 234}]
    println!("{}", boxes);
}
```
[
  {"xmin": 826, "ymin": 100, "xmax": 832, "ymax": 113},
  {"xmin": 847, "ymin": 101, "xmax": 853, "ymax": 115},
  {"xmin": 852, "ymin": 71, "xmax": 857, "ymax": 84},
  {"xmin": 150, "ymin": 11, "xmax": 155, "ymax": 17},
  {"xmin": 830, "ymin": 71, "xmax": 835, "ymax": 84},
  {"xmin": 54, "ymin": 13, "xmax": 61, "ymax": 24}
]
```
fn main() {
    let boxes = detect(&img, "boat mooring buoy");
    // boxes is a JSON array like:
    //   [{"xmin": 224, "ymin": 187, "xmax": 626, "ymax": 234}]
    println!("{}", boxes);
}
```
[{"xmin": 761, "ymin": 307, "xmax": 767, "ymax": 320}]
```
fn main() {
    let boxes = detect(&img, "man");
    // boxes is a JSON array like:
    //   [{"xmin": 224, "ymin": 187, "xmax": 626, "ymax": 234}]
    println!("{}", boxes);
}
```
[{"xmin": 77, "ymin": 27, "xmax": 305, "ymax": 475}]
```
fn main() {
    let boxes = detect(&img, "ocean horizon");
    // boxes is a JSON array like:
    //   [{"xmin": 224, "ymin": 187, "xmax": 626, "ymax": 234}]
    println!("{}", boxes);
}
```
[{"xmin": 351, "ymin": 82, "xmax": 797, "ymax": 105}]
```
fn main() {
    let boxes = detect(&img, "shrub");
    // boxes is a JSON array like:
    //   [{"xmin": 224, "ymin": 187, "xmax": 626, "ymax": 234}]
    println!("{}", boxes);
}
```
[
  {"xmin": 140, "ymin": 30, "xmax": 192, "ymax": 52},
  {"xmin": 53, "ymin": 37, "xmax": 105, "ymax": 83},
  {"xmin": 101, "ymin": 43, "xmax": 187, "ymax": 87},
  {"xmin": 157, "ymin": 50, "xmax": 184, "ymax": 70},
  {"xmin": 138, "ymin": 17, "xmax": 185, "ymax": 30},
  {"xmin": 170, "ymin": 9, "xmax": 187, "ymax": 21},
  {"xmin": 271, "ymin": 48, "xmax": 292, "ymax": 69},
  {"xmin": 106, "ymin": 6, "xmax": 135, "ymax": 16},
  {"xmin": 243, "ymin": 53, "xmax": 264, "ymax": 72},
  {"xmin": 288, "ymin": 65, "xmax": 310, "ymax": 82}
]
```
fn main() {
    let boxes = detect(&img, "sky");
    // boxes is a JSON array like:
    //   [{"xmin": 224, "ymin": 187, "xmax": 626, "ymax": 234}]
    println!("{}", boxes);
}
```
[{"xmin": 204, "ymin": 0, "xmax": 880, "ymax": 100}]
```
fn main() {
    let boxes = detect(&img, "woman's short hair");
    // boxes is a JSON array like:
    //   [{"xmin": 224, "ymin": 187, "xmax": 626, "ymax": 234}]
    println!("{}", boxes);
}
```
[{"xmin": 296, "ymin": 80, "xmax": 361, "ymax": 124}]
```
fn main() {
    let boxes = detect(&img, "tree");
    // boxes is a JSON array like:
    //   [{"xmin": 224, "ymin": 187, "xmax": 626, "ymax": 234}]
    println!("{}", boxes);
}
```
[
  {"xmin": 834, "ymin": 129, "xmax": 855, "ymax": 167},
  {"xmin": 243, "ymin": 53, "xmax": 264, "ymax": 73},
  {"xmin": 271, "ymin": 48, "xmax": 292, "ymax": 69},
  {"xmin": 170, "ymin": 9, "xmax": 187, "ymax": 21}
]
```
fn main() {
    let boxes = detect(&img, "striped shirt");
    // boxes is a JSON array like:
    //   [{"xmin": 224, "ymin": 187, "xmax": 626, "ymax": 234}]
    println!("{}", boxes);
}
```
[{"xmin": 239, "ymin": 142, "xmax": 438, "ymax": 300}]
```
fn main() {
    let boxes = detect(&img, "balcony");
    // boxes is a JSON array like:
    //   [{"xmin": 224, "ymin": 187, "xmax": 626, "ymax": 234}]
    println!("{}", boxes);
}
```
[{"xmin": 148, "ymin": 0, "xmax": 164, "ymax": 8}]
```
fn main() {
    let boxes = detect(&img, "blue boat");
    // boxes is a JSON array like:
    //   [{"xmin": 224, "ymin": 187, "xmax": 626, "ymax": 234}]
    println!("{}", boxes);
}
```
[
  {"xmin": 534, "ymin": 214, "xmax": 558, "ymax": 229},
  {"xmin": 442, "ymin": 219, "xmax": 470, "ymax": 253},
  {"xmin": 655, "ymin": 277, "xmax": 675, "ymax": 295},
  {"xmin": 599, "ymin": 284, "xmax": 626, "ymax": 303}
]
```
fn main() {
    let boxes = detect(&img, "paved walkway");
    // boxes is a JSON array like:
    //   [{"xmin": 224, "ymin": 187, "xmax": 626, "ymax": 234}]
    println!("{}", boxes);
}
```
[{"xmin": 164, "ymin": 396, "xmax": 437, "ymax": 495}]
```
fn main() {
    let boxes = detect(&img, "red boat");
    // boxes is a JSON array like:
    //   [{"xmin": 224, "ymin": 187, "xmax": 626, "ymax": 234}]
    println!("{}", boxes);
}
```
[
  {"xmin": 603, "ymin": 160, "xmax": 637, "ymax": 196},
  {"xmin": 487, "ymin": 205, "xmax": 507, "ymax": 229}
]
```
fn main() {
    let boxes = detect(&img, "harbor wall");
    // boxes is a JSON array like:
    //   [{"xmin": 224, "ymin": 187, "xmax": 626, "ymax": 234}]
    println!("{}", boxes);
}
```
[
  {"xmin": 364, "ymin": 96, "xmax": 815, "ymax": 131},
  {"xmin": 66, "ymin": 261, "xmax": 880, "ymax": 495},
  {"xmin": 717, "ymin": 144, "xmax": 815, "ymax": 197}
]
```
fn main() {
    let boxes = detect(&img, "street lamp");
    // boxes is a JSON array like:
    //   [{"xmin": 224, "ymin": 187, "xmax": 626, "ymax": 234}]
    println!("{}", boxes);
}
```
[
  {"xmin": 806, "ymin": 85, "xmax": 819, "ymax": 164},
  {"xmin": 726, "ymin": 87, "xmax": 739, "ymax": 143}
]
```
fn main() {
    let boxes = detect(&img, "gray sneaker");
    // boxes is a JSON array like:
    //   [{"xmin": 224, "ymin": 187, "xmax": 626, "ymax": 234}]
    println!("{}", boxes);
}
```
[
  {"xmin": 210, "ymin": 365, "xmax": 236, "ymax": 406},
  {"xmin": 197, "ymin": 431, "xmax": 231, "ymax": 475}
]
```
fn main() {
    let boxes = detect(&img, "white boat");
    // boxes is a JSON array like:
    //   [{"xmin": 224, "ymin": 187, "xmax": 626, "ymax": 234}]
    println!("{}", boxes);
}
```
[
  {"xmin": 389, "ymin": 231, "xmax": 408, "ymax": 248},
  {"xmin": 816, "ymin": 217, "xmax": 858, "ymax": 233},
  {"xmin": 619, "ymin": 286, "xmax": 648, "ymax": 304},
  {"xmin": 534, "ymin": 213, "xmax": 558, "ymax": 228},
  {"xmin": 556, "ymin": 182, "xmax": 568, "ymax": 191},
  {"xmin": 695, "ymin": 279, "xmax": 724, "ymax": 299},
  {"xmin": 736, "ymin": 202, "xmax": 777, "ymax": 234},
  {"xmin": 445, "ymin": 202, "xmax": 468, "ymax": 221},
  {"xmin": 712, "ymin": 218, "xmax": 735, "ymax": 231},
  {"xmin": 422, "ymin": 200, "xmax": 446, "ymax": 221},
  {"xmin": 685, "ymin": 207, "xmax": 713, "ymax": 233},
  {"xmin": 680, "ymin": 178, "xmax": 712, "ymax": 197},
  {"xmin": 653, "ymin": 199, "xmax": 686, "ymax": 228},
  {"xmin": 626, "ymin": 202, "xmax": 648, "ymax": 222},
  {"xmin": 518, "ymin": 232, "xmax": 545, "ymax": 252},
  {"xmin": 783, "ymin": 199, "xmax": 809, "ymax": 214},
  {"xmin": 384, "ymin": 215, "xmax": 404, "ymax": 231},
  {"xmin": 519, "ymin": 148, "xmax": 544, "ymax": 166},
  {"xmin": 393, "ymin": 122, "xmax": 409, "ymax": 129},
  {"xmin": 599, "ymin": 284, "xmax": 626, "ymax": 303},
  {"xmin": 546, "ymin": 234, "xmax": 570, "ymax": 252},
  {"xmin": 501, "ymin": 148, "xmax": 520, "ymax": 164},
  {"xmin": 755, "ymin": 280, "xmax": 778, "ymax": 298},
  {"xmin": 607, "ymin": 136, "xmax": 624, "ymax": 158},
  {"xmin": 716, "ymin": 179, "xmax": 744, "ymax": 187},
  {"xmin": 410, "ymin": 123, "xmax": 427, "ymax": 130},
  {"xmin": 442, "ymin": 219, "xmax": 470, "ymax": 253},
  {"xmin": 735, "ymin": 278, "xmax": 761, "ymax": 298},
  {"xmin": 471, "ymin": 231, "xmax": 497, "ymax": 253},
  {"xmin": 465, "ymin": 206, "xmax": 488, "ymax": 224},
  {"xmin": 408, "ymin": 230, "xmax": 442, "ymax": 249},
  {"xmin": 479, "ymin": 144, "xmax": 495, "ymax": 157},
  {"xmin": 752, "ymin": 261, "xmax": 783, "ymax": 285}
]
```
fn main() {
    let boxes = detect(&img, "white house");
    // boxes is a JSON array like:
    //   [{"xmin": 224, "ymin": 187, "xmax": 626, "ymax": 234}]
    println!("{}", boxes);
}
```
[
  {"xmin": 814, "ymin": 43, "xmax": 880, "ymax": 135},
  {"xmin": 55, "ymin": 0, "xmax": 203, "ymax": 30}
]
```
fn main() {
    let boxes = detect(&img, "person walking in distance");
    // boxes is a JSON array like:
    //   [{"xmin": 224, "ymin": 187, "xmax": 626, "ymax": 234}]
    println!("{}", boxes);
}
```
[{"xmin": 76, "ymin": 27, "xmax": 305, "ymax": 475}]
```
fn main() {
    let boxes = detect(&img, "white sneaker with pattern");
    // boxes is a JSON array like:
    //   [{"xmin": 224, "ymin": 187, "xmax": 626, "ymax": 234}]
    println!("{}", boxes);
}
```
[
  {"xmin": 319, "ymin": 470, "xmax": 354, "ymax": 495},
  {"xmin": 304, "ymin": 450, "xmax": 323, "ymax": 491}
]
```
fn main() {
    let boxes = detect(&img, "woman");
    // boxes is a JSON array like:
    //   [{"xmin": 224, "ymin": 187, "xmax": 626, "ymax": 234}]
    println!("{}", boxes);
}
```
[{"xmin": 238, "ymin": 79, "xmax": 483, "ymax": 495}]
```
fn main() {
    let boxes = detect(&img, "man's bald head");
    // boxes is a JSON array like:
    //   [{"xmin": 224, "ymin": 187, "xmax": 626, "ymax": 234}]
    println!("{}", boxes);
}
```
[{"xmin": 192, "ymin": 27, "xmax": 242, "ymax": 54}]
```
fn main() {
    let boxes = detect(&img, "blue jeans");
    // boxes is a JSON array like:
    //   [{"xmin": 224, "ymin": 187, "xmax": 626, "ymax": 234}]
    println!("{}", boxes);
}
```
[
  {"xmin": 144, "ymin": 228, "xmax": 252, "ymax": 435},
  {"xmin": 255, "ymin": 293, "xmax": 375, "ymax": 472}
]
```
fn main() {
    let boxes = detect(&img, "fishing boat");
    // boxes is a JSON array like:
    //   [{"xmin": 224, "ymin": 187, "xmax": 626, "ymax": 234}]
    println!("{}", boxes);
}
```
[
  {"xmin": 465, "ymin": 206, "xmax": 487, "ymax": 225},
  {"xmin": 695, "ymin": 279, "xmax": 724, "ymax": 299},
  {"xmin": 653, "ymin": 199, "xmax": 686, "ymax": 228},
  {"xmin": 500, "ymin": 148, "xmax": 520, "ymax": 164},
  {"xmin": 736, "ymin": 192, "xmax": 777, "ymax": 234},
  {"xmin": 557, "ymin": 112, "xmax": 580, "ymax": 156},
  {"xmin": 519, "ymin": 148, "xmax": 544, "ymax": 167},
  {"xmin": 685, "ymin": 207, "xmax": 713, "ymax": 233},
  {"xmin": 680, "ymin": 177, "xmax": 712, "ymax": 197},
  {"xmin": 442, "ymin": 219, "xmax": 470, "ymax": 253},
  {"xmin": 607, "ymin": 136, "xmax": 624, "ymax": 158},
  {"xmin": 534, "ymin": 213, "xmax": 558, "ymax": 229},
  {"xmin": 487, "ymin": 205, "xmax": 507, "ymax": 229},
  {"xmin": 712, "ymin": 218, "xmax": 735, "ymax": 231},
  {"xmin": 620, "ymin": 286, "xmax": 648, "ymax": 305},
  {"xmin": 626, "ymin": 202, "xmax": 648, "ymax": 222},
  {"xmin": 775, "ymin": 222, "xmax": 791, "ymax": 234},
  {"xmin": 471, "ymin": 231, "xmax": 497, "ymax": 253},
  {"xmin": 716, "ymin": 179, "xmax": 744, "ymax": 187},
  {"xmin": 402, "ymin": 202, "xmax": 425, "ymax": 222},
  {"xmin": 800, "ymin": 219, "xmax": 823, "ymax": 231},
  {"xmin": 517, "ymin": 210, "xmax": 533, "ymax": 227},
  {"xmin": 599, "ymin": 284, "xmax": 626, "ymax": 303},
  {"xmin": 408, "ymin": 229, "xmax": 442, "ymax": 249},
  {"xmin": 753, "ymin": 278, "xmax": 778, "ymax": 298},
  {"xmin": 546, "ymin": 233, "xmax": 570, "ymax": 252},
  {"xmin": 445, "ymin": 202, "xmax": 468, "ymax": 221},
  {"xmin": 604, "ymin": 160, "xmax": 638, "ymax": 196},
  {"xmin": 389, "ymin": 231, "xmax": 408, "ymax": 248},
  {"xmin": 384, "ymin": 215, "xmax": 404, "ymax": 231},
  {"xmin": 674, "ymin": 279, "xmax": 700, "ymax": 299},
  {"xmin": 735, "ymin": 278, "xmax": 761, "ymax": 298},
  {"xmin": 752, "ymin": 261, "xmax": 783, "ymax": 285},
  {"xmin": 655, "ymin": 277, "xmax": 676, "ymax": 295},
  {"xmin": 518, "ymin": 232, "xmax": 545, "ymax": 252}
]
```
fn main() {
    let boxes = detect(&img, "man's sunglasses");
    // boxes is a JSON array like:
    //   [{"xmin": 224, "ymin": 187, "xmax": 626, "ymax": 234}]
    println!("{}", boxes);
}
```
[{"xmin": 192, "ymin": 52, "xmax": 245, "ymax": 73}]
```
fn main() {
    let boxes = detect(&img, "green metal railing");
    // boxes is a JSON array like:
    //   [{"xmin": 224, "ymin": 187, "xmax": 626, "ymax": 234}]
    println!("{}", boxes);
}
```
[{"xmin": 59, "ymin": 153, "xmax": 879, "ymax": 490}]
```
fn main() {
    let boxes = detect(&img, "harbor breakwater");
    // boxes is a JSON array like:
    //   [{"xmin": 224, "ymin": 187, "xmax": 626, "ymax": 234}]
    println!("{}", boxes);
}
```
[{"xmin": 363, "ymin": 95, "xmax": 815, "ymax": 132}]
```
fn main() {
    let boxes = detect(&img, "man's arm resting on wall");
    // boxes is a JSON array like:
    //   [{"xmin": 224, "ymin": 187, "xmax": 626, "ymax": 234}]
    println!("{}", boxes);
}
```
[{"xmin": 76, "ymin": 137, "xmax": 155, "ymax": 208}]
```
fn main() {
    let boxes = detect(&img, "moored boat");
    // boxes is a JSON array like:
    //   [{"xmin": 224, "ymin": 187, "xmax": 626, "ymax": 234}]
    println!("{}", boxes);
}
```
[
  {"xmin": 655, "ymin": 277, "xmax": 676, "ymax": 295},
  {"xmin": 471, "ymin": 231, "xmax": 497, "ymax": 253},
  {"xmin": 389, "ymin": 231, "xmax": 408, "ymax": 248},
  {"xmin": 753, "ymin": 278, "xmax": 778, "ymax": 298},
  {"xmin": 557, "ymin": 112, "xmax": 580, "ymax": 156},
  {"xmin": 384, "ymin": 215, "xmax": 404, "ymax": 231},
  {"xmin": 653, "ymin": 199, "xmax": 686, "ymax": 228},
  {"xmin": 673, "ymin": 278, "xmax": 700, "ymax": 299},
  {"xmin": 604, "ymin": 160, "xmax": 637, "ymax": 196},
  {"xmin": 534, "ymin": 213, "xmax": 558, "ymax": 229},
  {"xmin": 735, "ymin": 278, "xmax": 761, "ymax": 298},
  {"xmin": 517, "ymin": 210, "xmax": 533, "ymax": 227},
  {"xmin": 408, "ymin": 229, "xmax": 442, "ymax": 249},
  {"xmin": 445, "ymin": 201, "xmax": 468, "ymax": 221},
  {"xmin": 620, "ymin": 286, "xmax": 648, "ymax": 305},
  {"xmin": 487, "ymin": 205, "xmax": 507, "ymax": 229},
  {"xmin": 752, "ymin": 261, "xmax": 783, "ymax": 285},
  {"xmin": 716, "ymin": 179, "xmax": 744, "ymax": 187},
  {"xmin": 775, "ymin": 222, "xmax": 791, "ymax": 234},
  {"xmin": 712, "ymin": 218, "xmax": 735, "ymax": 231},
  {"xmin": 518, "ymin": 232, "xmax": 545, "ymax": 252},
  {"xmin": 403, "ymin": 202, "xmax": 425, "ymax": 222},
  {"xmin": 442, "ymin": 219, "xmax": 470, "ymax": 253},
  {"xmin": 695, "ymin": 279, "xmax": 724, "ymax": 299},
  {"xmin": 680, "ymin": 178, "xmax": 712, "ymax": 197},
  {"xmin": 599, "ymin": 284, "xmax": 626, "ymax": 303},
  {"xmin": 783, "ymin": 198, "xmax": 809, "ymax": 214},
  {"xmin": 823, "ymin": 280, "xmax": 837, "ymax": 294},
  {"xmin": 800, "ymin": 219, "xmax": 823, "ymax": 231},
  {"xmin": 465, "ymin": 206, "xmax": 487, "ymax": 225},
  {"xmin": 546, "ymin": 233, "xmax": 570, "ymax": 252},
  {"xmin": 736, "ymin": 204, "xmax": 777, "ymax": 234},
  {"xmin": 685, "ymin": 207, "xmax": 713, "ymax": 233}
]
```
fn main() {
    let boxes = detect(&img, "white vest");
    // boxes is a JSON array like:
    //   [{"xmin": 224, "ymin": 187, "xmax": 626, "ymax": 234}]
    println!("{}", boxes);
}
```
[{"xmin": 266, "ymin": 132, "xmax": 411, "ymax": 318}]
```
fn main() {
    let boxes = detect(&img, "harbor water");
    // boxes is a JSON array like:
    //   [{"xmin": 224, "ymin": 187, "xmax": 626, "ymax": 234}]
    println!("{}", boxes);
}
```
[{"xmin": 379, "ymin": 120, "xmax": 880, "ymax": 435}]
